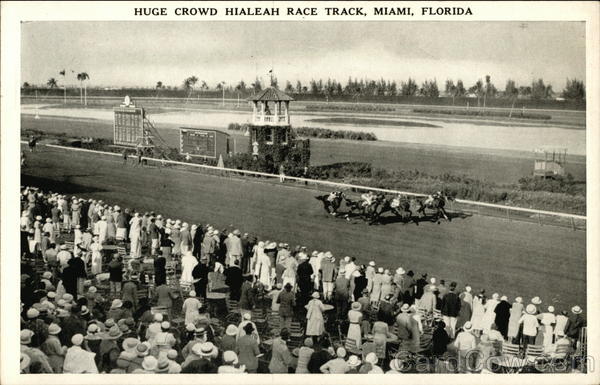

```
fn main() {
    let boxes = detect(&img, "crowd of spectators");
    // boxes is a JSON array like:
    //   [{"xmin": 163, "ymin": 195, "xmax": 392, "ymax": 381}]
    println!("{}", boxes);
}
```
[{"xmin": 19, "ymin": 186, "xmax": 587, "ymax": 374}]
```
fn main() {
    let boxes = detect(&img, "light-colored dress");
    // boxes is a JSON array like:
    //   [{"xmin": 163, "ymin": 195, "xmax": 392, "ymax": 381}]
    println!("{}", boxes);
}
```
[
  {"xmin": 306, "ymin": 298, "xmax": 325, "ymax": 336},
  {"xmin": 106, "ymin": 214, "xmax": 116, "ymax": 240},
  {"xmin": 129, "ymin": 217, "xmax": 142, "ymax": 258},
  {"xmin": 180, "ymin": 254, "xmax": 198, "ymax": 285},
  {"xmin": 482, "ymin": 298, "xmax": 499, "ymax": 333},
  {"xmin": 347, "ymin": 309, "xmax": 363, "ymax": 348},
  {"xmin": 471, "ymin": 296, "xmax": 486, "ymax": 331},
  {"xmin": 255, "ymin": 251, "xmax": 272, "ymax": 289},
  {"xmin": 380, "ymin": 274, "xmax": 392, "ymax": 299},
  {"xmin": 507, "ymin": 302, "xmax": 524, "ymax": 339},
  {"xmin": 90, "ymin": 241, "xmax": 103, "ymax": 275},
  {"xmin": 71, "ymin": 202, "xmax": 81, "ymax": 227},
  {"xmin": 171, "ymin": 228, "xmax": 182, "ymax": 256}
]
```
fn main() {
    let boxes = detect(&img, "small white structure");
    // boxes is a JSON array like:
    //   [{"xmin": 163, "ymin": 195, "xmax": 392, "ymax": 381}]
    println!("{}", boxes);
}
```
[{"xmin": 533, "ymin": 147, "xmax": 567, "ymax": 178}]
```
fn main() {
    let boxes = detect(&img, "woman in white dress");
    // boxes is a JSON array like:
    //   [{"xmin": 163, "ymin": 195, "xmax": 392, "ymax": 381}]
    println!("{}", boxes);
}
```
[
  {"xmin": 306, "ymin": 292, "xmax": 326, "ymax": 337},
  {"xmin": 471, "ymin": 291, "xmax": 487, "ymax": 333},
  {"xmin": 347, "ymin": 302, "xmax": 363, "ymax": 348},
  {"xmin": 90, "ymin": 236, "xmax": 103, "ymax": 275},
  {"xmin": 182, "ymin": 290, "xmax": 202, "ymax": 325},
  {"xmin": 254, "ymin": 242, "xmax": 272, "ymax": 289},
  {"xmin": 180, "ymin": 251, "xmax": 198, "ymax": 286},
  {"xmin": 482, "ymin": 293, "xmax": 500, "ymax": 334},
  {"xmin": 129, "ymin": 213, "xmax": 142, "ymax": 258}
]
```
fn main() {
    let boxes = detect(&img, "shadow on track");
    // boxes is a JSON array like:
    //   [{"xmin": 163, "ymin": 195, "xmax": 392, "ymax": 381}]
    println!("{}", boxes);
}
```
[{"xmin": 21, "ymin": 174, "xmax": 108, "ymax": 195}]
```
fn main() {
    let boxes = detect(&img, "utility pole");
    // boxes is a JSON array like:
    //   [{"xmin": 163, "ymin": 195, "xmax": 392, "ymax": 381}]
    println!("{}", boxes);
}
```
[{"xmin": 222, "ymin": 82, "xmax": 226, "ymax": 107}]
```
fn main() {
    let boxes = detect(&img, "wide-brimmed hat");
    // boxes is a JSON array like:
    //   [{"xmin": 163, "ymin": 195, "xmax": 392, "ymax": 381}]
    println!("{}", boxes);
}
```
[
  {"xmin": 526, "ymin": 304, "xmax": 537, "ymax": 315},
  {"xmin": 365, "ymin": 352, "xmax": 378, "ymax": 365},
  {"xmin": 351, "ymin": 302, "xmax": 362, "ymax": 311},
  {"xmin": 156, "ymin": 357, "xmax": 170, "ymax": 373},
  {"xmin": 463, "ymin": 321, "xmax": 473, "ymax": 331},
  {"xmin": 48, "ymin": 323, "xmax": 61, "ymax": 335},
  {"xmin": 368, "ymin": 261, "xmax": 376, "ymax": 267},
  {"xmin": 396, "ymin": 267, "xmax": 406, "ymax": 275},
  {"xmin": 243, "ymin": 312, "xmax": 252, "ymax": 320},
  {"xmin": 26, "ymin": 308, "xmax": 39, "ymax": 319},
  {"xmin": 531, "ymin": 296, "xmax": 542, "ymax": 305},
  {"xmin": 42, "ymin": 271, "xmax": 53, "ymax": 279},
  {"xmin": 122, "ymin": 337, "xmax": 140, "ymax": 351},
  {"xmin": 336, "ymin": 347, "xmax": 347, "ymax": 358},
  {"xmin": 312, "ymin": 292, "xmax": 320, "ymax": 299},
  {"xmin": 389, "ymin": 358, "xmax": 403, "ymax": 372},
  {"xmin": 572, "ymin": 305, "xmax": 582, "ymax": 314},
  {"xmin": 142, "ymin": 356, "xmax": 158, "ymax": 372},
  {"xmin": 492, "ymin": 293, "xmax": 499, "ymax": 300},
  {"xmin": 20, "ymin": 353, "xmax": 31, "ymax": 371},
  {"xmin": 501, "ymin": 295, "xmax": 508, "ymax": 302},
  {"xmin": 105, "ymin": 318, "xmax": 116, "ymax": 328},
  {"xmin": 225, "ymin": 324, "xmax": 238, "ymax": 336},
  {"xmin": 80, "ymin": 306, "xmax": 90, "ymax": 316},
  {"xmin": 136, "ymin": 343, "xmax": 150, "ymax": 357},
  {"xmin": 62, "ymin": 293, "xmax": 74, "ymax": 302},
  {"xmin": 20, "ymin": 329, "xmax": 34, "ymax": 344},
  {"xmin": 111, "ymin": 299, "xmax": 123, "ymax": 309},
  {"xmin": 71, "ymin": 334, "xmax": 84, "ymax": 346},
  {"xmin": 347, "ymin": 355, "xmax": 361, "ymax": 367},
  {"xmin": 161, "ymin": 321, "xmax": 171, "ymax": 330},
  {"xmin": 105, "ymin": 325, "xmax": 123, "ymax": 340},
  {"xmin": 223, "ymin": 350, "xmax": 238, "ymax": 364},
  {"xmin": 400, "ymin": 303, "xmax": 411, "ymax": 313},
  {"xmin": 47, "ymin": 291, "xmax": 56, "ymax": 299},
  {"xmin": 167, "ymin": 349, "xmax": 178, "ymax": 360}
]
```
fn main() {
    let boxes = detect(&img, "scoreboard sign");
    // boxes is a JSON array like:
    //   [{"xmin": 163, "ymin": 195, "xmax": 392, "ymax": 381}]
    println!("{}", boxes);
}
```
[
  {"xmin": 180, "ymin": 128, "xmax": 231, "ymax": 159},
  {"xmin": 113, "ymin": 106, "xmax": 145, "ymax": 146}
]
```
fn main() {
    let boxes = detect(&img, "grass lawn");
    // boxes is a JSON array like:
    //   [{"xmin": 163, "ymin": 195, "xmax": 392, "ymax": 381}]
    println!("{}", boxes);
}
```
[{"xmin": 21, "ymin": 145, "xmax": 586, "ymax": 311}]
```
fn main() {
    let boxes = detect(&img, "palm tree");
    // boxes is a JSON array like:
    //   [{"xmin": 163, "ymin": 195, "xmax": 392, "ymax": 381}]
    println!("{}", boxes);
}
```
[
  {"xmin": 155, "ymin": 81, "xmax": 164, "ymax": 98},
  {"xmin": 47, "ymin": 78, "xmax": 58, "ymax": 89},
  {"xmin": 183, "ymin": 76, "xmax": 198, "ymax": 103},
  {"xmin": 77, "ymin": 72, "xmax": 90, "ymax": 105}
]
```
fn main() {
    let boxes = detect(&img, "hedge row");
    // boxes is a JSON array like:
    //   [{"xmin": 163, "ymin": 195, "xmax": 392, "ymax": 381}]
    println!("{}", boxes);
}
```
[
  {"xmin": 305, "ymin": 104, "xmax": 395, "ymax": 113},
  {"xmin": 226, "ymin": 123, "xmax": 377, "ymax": 141},
  {"xmin": 412, "ymin": 108, "xmax": 552, "ymax": 120}
]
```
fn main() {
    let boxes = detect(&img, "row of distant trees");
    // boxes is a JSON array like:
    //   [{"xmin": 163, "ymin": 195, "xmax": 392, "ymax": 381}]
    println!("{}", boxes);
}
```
[{"xmin": 24, "ymin": 74, "xmax": 585, "ymax": 102}]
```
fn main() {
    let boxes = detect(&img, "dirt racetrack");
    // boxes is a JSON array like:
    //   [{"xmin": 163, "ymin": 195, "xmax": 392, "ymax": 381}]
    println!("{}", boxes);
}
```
[{"xmin": 21, "ymin": 145, "xmax": 586, "ymax": 311}]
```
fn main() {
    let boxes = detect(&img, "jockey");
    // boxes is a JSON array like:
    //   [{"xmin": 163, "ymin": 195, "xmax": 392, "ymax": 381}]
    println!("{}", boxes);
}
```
[
  {"xmin": 391, "ymin": 194, "xmax": 402, "ymax": 208},
  {"xmin": 327, "ymin": 191, "xmax": 341, "ymax": 202},
  {"xmin": 424, "ymin": 194, "xmax": 435, "ymax": 205},
  {"xmin": 361, "ymin": 191, "xmax": 375, "ymax": 207}
]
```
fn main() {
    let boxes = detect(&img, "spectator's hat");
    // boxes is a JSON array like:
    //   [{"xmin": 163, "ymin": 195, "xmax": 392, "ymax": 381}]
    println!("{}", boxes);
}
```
[
  {"xmin": 344, "ymin": 256, "xmax": 350, "ymax": 262},
  {"xmin": 225, "ymin": 324, "xmax": 239, "ymax": 336},
  {"xmin": 186, "ymin": 323, "xmax": 196, "ymax": 332},
  {"xmin": 189, "ymin": 290, "xmax": 197, "ymax": 297},
  {"xmin": 515, "ymin": 297, "xmax": 523, "ymax": 303},
  {"xmin": 312, "ymin": 292, "xmax": 320, "ymax": 299},
  {"xmin": 20, "ymin": 353, "xmax": 31, "ymax": 372},
  {"xmin": 142, "ymin": 356, "xmax": 158, "ymax": 372},
  {"xmin": 48, "ymin": 323, "xmax": 61, "ymax": 335},
  {"xmin": 105, "ymin": 325, "xmax": 123, "ymax": 340},
  {"xmin": 572, "ymin": 305, "xmax": 582, "ymax": 314},
  {"xmin": 48, "ymin": 291, "xmax": 56, "ymax": 299},
  {"xmin": 26, "ymin": 308, "xmax": 39, "ymax": 319},
  {"xmin": 384, "ymin": 269, "xmax": 390, "ymax": 275},
  {"xmin": 105, "ymin": 318, "xmax": 116, "ymax": 328},
  {"xmin": 291, "ymin": 348, "xmax": 300, "ymax": 357},
  {"xmin": 122, "ymin": 337, "xmax": 140, "ymax": 352},
  {"xmin": 156, "ymin": 357, "xmax": 170, "ymax": 373},
  {"xmin": 548, "ymin": 306, "xmax": 555, "ymax": 313},
  {"xmin": 161, "ymin": 321, "xmax": 171, "ymax": 330},
  {"xmin": 153, "ymin": 313, "xmax": 163, "ymax": 322},
  {"xmin": 243, "ymin": 312, "xmax": 252, "ymax": 320},
  {"xmin": 223, "ymin": 350, "xmax": 238, "ymax": 364},
  {"xmin": 463, "ymin": 321, "xmax": 473, "ymax": 331},
  {"xmin": 59, "ymin": 244, "xmax": 68, "ymax": 250},
  {"xmin": 347, "ymin": 355, "xmax": 361, "ymax": 367},
  {"xmin": 526, "ymin": 304, "xmax": 537, "ymax": 315},
  {"xmin": 389, "ymin": 358, "xmax": 403, "ymax": 372},
  {"xmin": 365, "ymin": 352, "xmax": 378, "ymax": 365},
  {"xmin": 111, "ymin": 299, "xmax": 123, "ymax": 309},
  {"xmin": 42, "ymin": 271, "xmax": 53, "ymax": 279},
  {"xmin": 198, "ymin": 342, "xmax": 216, "ymax": 357},
  {"xmin": 80, "ymin": 306, "xmax": 90, "ymax": 316},
  {"xmin": 377, "ymin": 267, "xmax": 384, "ymax": 273},
  {"xmin": 396, "ymin": 267, "xmax": 406, "ymax": 275},
  {"xmin": 35, "ymin": 215, "xmax": 42, "ymax": 221},
  {"xmin": 62, "ymin": 293, "xmax": 74, "ymax": 302},
  {"xmin": 75, "ymin": 225, "xmax": 81, "ymax": 229},
  {"xmin": 167, "ymin": 349, "xmax": 178, "ymax": 360},
  {"xmin": 501, "ymin": 295, "xmax": 508, "ymax": 301},
  {"xmin": 20, "ymin": 329, "xmax": 34, "ymax": 344},
  {"xmin": 119, "ymin": 323, "xmax": 131, "ymax": 333},
  {"xmin": 88, "ymin": 286, "xmax": 97, "ymax": 293},
  {"xmin": 56, "ymin": 309, "xmax": 70, "ymax": 318},
  {"xmin": 430, "ymin": 277, "xmax": 436, "ymax": 284},
  {"xmin": 114, "ymin": 205, "xmax": 120, "ymax": 211},
  {"xmin": 45, "ymin": 218, "xmax": 52, "ymax": 223},
  {"xmin": 136, "ymin": 342, "xmax": 150, "ymax": 357},
  {"xmin": 531, "ymin": 296, "xmax": 542, "ymax": 305},
  {"xmin": 336, "ymin": 347, "xmax": 347, "ymax": 358},
  {"xmin": 351, "ymin": 302, "xmax": 362, "ymax": 311},
  {"xmin": 71, "ymin": 334, "xmax": 84, "ymax": 346},
  {"xmin": 369, "ymin": 261, "xmax": 376, "ymax": 267},
  {"xmin": 429, "ymin": 285, "xmax": 437, "ymax": 292},
  {"xmin": 400, "ymin": 303, "xmax": 411, "ymax": 312}
]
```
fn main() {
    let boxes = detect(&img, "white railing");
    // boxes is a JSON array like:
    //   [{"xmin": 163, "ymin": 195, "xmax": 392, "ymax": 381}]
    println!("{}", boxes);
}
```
[
  {"xmin": 31, "ymin": 143, "xmax": 586, "ymax": 229},
  {"xmin": 251, "ymin": 114, "xmax": 290, "ymax": 125}
]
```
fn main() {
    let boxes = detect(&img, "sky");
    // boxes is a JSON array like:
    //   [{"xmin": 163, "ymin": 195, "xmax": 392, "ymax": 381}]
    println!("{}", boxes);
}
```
[{"xmin": 21, "ymin": 21, "xmax": 586, "ymax": 91}]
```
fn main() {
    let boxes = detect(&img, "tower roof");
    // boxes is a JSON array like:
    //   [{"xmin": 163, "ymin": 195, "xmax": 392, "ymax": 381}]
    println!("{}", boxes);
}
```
[{"xmin": 247, "ymin": 87, "xmax": 294, "ymax": 102}]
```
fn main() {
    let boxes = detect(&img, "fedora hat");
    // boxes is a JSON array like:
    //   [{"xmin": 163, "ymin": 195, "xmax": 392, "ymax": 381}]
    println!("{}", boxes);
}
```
[
  {"xmin": 142, "ymin": 356, "xmax": 158, "ymax": 372},
  {"xmin": 110, "ymin": 299, "xmax": 123, "ymax": 309},
  {"xmin": 122, "ymin": 337, "xmax": 140, "ymax": 351},
  {"xmin": 463, "ymin": 321, "xmax": 473, "ymax": 331},
  {"xmin": 351, "ymin": 302, "xmax": 362, "ymax": 311},
  {"xmin": 347, "ymin": 355, "xmax": 361, "ymax": 367},
  {"xmin": 531, "ymin": 296, "xmax": 542, "ymax": 305},
  {"xmin": 225, "ymin": 324, "xmax": 238, "ymax": 336},
  {"xmin": 20, "ymin": 329, "xmax": 34, "ymax": 344},
  {"xmin": 571, "ymin": 305, "xmax": 582, "ymax": 314},
  {"xmin": 136, "ymin": 343, "xmax": 150, "ymax": 357},
  {"xmin": 105, "ymin": 325, "xmax": 123, "ymax": 340},
  {"xmin": 526, "ymin": 304, "xmax": 537, "ymax": 315},
  {"xmin": 48, "ymin": 323, "xmax": 61, "ymax": 335}
]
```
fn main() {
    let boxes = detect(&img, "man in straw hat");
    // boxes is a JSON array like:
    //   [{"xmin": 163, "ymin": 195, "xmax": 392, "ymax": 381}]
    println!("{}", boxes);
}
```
[
  {"xmin": 20, "ymin": 329, "xmax": 53, "ymax": 373},
  {"xmin": 320, "ymin": 252, "xmax": 336, "ymax": 302},
  {"xmin": 40, "ymin": 323, "xmax": 65, "ymax": 373},
  {"xmin": 565, "ymin": 305, "xmax": 585, "ymax": 348},
  {"xmin": 453, "ymin": 321, "xmax": 477, "ymax": 373},
  {"xmin": 518, "ymin": 304, "xmax": 540, "ymax": 350},
  {"xmin": 320, "ymin": 347, "xmax": 350, "ymax": 373}
]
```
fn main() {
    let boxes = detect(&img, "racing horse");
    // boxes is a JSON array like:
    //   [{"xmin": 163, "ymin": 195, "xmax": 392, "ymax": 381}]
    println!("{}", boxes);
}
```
[
  {"xmin": 28, "ymin": 135, "xmax": 39, "ymax": 152},
  {"xmin": 414, "ymin": 194, "xmax": 453, "ymax": 223},
  {"xmin": 374, "ymin": 195, "xmax": 414, "ymax": 224},
  {"xmin": 343, "ymin": 193, "xmax": 386, "ymax": 224},
  {"xmin": 315, "ymin": 192, "xmax": 346, "ymax": 216}
]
